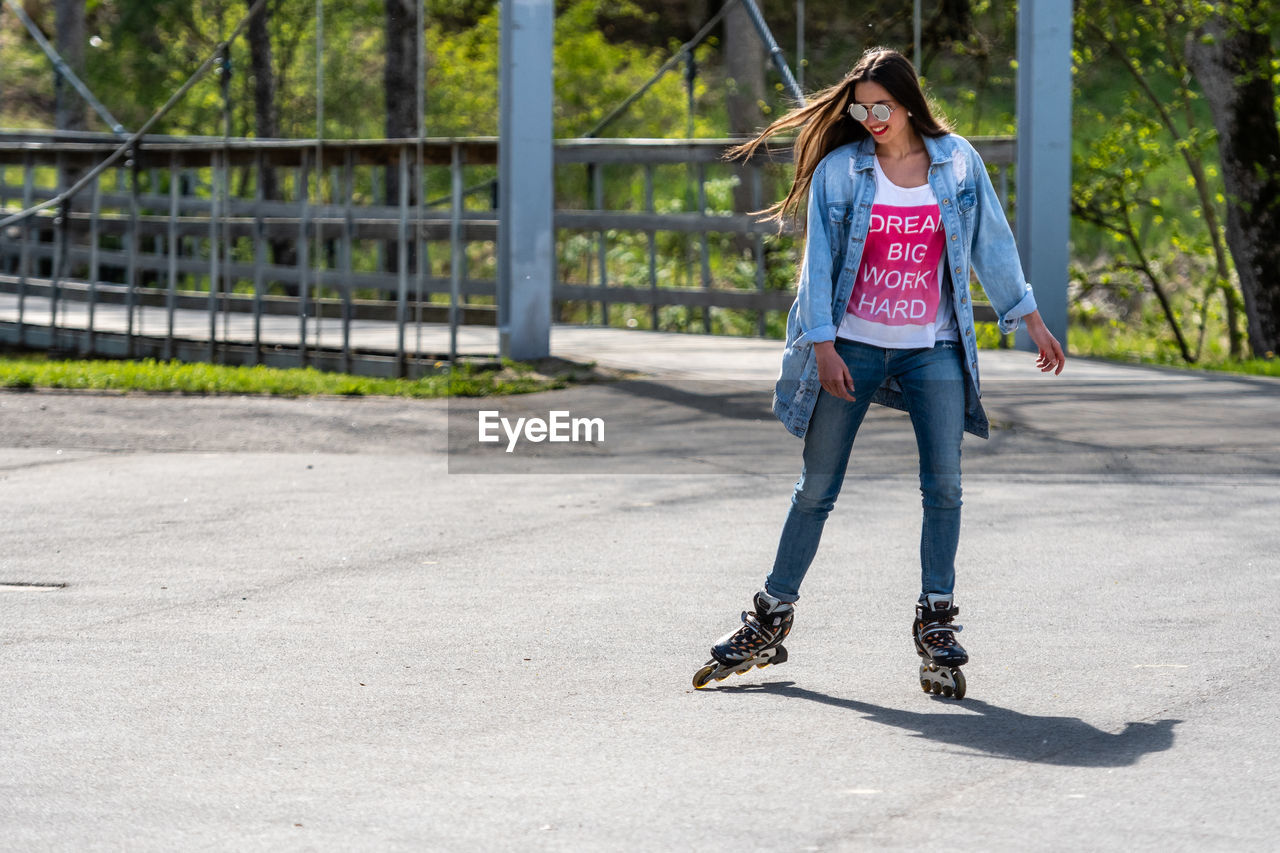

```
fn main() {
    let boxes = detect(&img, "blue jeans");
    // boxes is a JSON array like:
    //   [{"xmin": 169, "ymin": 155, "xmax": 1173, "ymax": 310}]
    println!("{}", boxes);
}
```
[{"xmin": 765, "ymin": 339, "xmax": 965, "ymax": 603}]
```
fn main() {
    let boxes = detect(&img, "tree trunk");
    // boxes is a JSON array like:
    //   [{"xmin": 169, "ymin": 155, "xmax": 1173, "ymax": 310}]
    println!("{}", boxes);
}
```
[
  {"xmin": 247, "ymin": 2, "xmax": 280, "ymax": 202},
  {"xmin": 247, "ymin": 1, "xmax": 278, "ymax": 143},
  {"xmin": 54, "ymin": 0, "xmax": 87, "ymax": 132},
  {"xmin": 244, "ymin": 0, "xmax": 296, "ymax": 293},
  {"xmin": 384, "ymin": 0, "xmax": 419, "ymax": 279},
  {"xmin": 53, "ymin": 0, "xmax": 86, "ymax": 268},
  {"xmin": 54, "ymin": 0, "xmax": 87, "ymax": 131},
  {"xmin": 1187, "ymin": 11, "xmax": 1280, "ymax": 357},
  {"xmin": 724, "ymin": 1, "xmax": 766, "ymax": 233},
  {"xmin": 724, "ymin": 1, "xmax": 765, "ymax": 138},
  {"xmin": 384, "ymin": 0, "xmax": 419, "ymax": 141}
]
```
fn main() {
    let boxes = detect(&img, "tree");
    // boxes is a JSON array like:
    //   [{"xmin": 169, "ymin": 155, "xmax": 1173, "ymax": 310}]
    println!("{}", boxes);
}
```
[
  {"xmin": 384, "ymin": 0, "xmax": 419, "ymax": 174},
  {"xmin": 54, "ymin": 0, "xmax": 87, "ymax": 132},
  {"xmin": 1072, "ymin": 0, "xmax": 1245, "ymax": 362},
  {"xmin": 1186, "ymin": 3, "xmax": 1280, "ymax": 357},
  {"xmin": 383, "ymin": 0, "xmax": 420, "ymax": 278},
  {"xmin": 245, "ymin": 0, "xmax": 298, "ymax": 290},
  {"xmin": 246, "ymin": 0, "xmax": 279, "ymax": 143},
  {"xmin": 723, "ymin": 0, "xmax": 765, "ymax": 137}
]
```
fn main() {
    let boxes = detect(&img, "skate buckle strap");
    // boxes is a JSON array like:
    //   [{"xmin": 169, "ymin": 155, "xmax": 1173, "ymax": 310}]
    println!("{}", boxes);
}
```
[
  {"xmin": 729, "ymin": 611, "xmax": 770, "ymax": 651},
  {"xmin": 921, "ymin": 622, "xmax": 963, "ymax": 641}
]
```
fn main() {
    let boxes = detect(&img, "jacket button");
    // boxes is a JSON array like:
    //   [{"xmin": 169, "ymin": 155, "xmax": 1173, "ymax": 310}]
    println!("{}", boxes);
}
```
[
  {"xmin": 961, "ymin": 296, "xmax": 968, "ymax": 304},
  {"xmin": 954, "ymin": 267, "xmax": 961, "ymax": 274},
  {"xmin": 943, "ymin": 198, "xmax": 951, "ymax": 205}
]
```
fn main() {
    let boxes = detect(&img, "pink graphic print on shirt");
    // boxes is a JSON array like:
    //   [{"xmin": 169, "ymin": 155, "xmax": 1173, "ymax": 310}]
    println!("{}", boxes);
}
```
[{"xmin": 847, "ymin": 204, "xmax": 945, "ymax": 326}]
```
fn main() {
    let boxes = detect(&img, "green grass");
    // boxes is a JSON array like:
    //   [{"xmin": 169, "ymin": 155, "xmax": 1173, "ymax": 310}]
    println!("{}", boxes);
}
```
[
  {"xmin": 0, "ymin": 354, "xmax": 585, "ymax": 397},
  {"xmin": 1069, "ymin": 326, "xmax": 1280, "ymax": 378}
]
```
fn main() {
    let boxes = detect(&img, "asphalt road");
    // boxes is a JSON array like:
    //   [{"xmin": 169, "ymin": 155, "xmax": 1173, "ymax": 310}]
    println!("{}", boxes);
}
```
[{"xmin": 2, "ymin": 354, "xmax": 1278, "ymax": 851}]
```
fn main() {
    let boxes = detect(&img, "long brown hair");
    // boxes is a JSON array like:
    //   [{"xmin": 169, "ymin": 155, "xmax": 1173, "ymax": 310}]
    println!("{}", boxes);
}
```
[{"xmin": 728, "ymin": 47, "xmax": 952, "ymax": 227}]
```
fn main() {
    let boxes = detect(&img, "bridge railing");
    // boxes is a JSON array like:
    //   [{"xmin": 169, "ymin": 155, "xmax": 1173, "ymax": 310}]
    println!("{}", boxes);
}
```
[{"xmin": 0, "ymin": 131, "xmax": 1014, "ymax": 376}]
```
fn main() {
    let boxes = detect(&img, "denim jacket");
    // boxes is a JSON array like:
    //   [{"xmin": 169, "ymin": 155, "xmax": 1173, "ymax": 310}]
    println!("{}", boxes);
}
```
[{"xmin": 773, "ymin": 132, "xmax": 1038, "ymax": 440}]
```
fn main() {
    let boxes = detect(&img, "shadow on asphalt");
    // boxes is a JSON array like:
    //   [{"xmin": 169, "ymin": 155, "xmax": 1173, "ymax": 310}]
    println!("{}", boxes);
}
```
[
  {"xmin": 586, "ymin": 379, "xmax": 774, "ymax": 422},
  {"xmin": 705, "ymin": 681, "xmax": 1181, "ymax": 768}
]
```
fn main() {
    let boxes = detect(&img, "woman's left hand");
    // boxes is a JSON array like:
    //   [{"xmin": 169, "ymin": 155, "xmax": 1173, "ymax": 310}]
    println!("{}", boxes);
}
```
[{"xmin": 1023, "ymin": 310, "xmax": 1066, "ymax": 375}]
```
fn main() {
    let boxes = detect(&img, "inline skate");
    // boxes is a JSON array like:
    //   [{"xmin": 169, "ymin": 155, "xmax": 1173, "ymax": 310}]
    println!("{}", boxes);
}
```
[
  {"xmin": 914, "ymin": 593, "xmax": 968, "ymax": 699},
  {"xmin": 693, "ymin": 590, "xmax": 794, "ymax": 689}
]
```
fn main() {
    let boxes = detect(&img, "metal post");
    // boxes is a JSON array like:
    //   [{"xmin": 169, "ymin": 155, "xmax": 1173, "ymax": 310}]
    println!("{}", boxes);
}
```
[
  {"xmin": 341, "ymin": 150, "xmax": 354, "ymax": 374},
  {"xmin": 50, "ymin": 200, "xmax": 67, "ymax": 352},
  {"xmin": 698, "ymin": 163, "xmax": 711, "ymax": 333},
  {"xmin": 18, "ymin": 151, "xmax": 32, "ymax": 346},
  {"xmin": 253, "ymin": 151, "xmax": 266, "ymax": 364},
  {"xmin": 373, "ymin": 175, "xmax": 384, "ymax": 275},
  {"xmin": 414, "ymin": 155, "xmax": 426, "ymax": 366},
  {"xmin": 593, "ymin": 162, "xmax": 609, "ymax": 325},
  {"xmin": 297, "ymin": 150, "xmax": 311, "ymax": 366},
  {"xmin": 1015, "ymin": 0, "xmax": 1071, "ymax": 348},
  {"xmin": 87, "ymin": 172, "xmax": 100, "ymax": 354},
  {"xmin": 314, "ymin": 164, "xmax": 325, "ymax": 356},
  {"xmin": 208, "ymin": 152, "xmax": 219, "ymax": 363},
  {"xmin": 51, "ymin": 152, "xmax": 65, "ymax": 347},
  {"xmin": 498, "ymin": 0, "xmax": 554, "ymax": 360},
  {"xmin": 397, "ymin": 145, "xmax": 409, "ymax": 375},
  {"xmin": 127, "ymin": 151, "xmax": 140, "ymax": 356},
  {"xmin": 221, "ymin": 161, "xmax": 233, "ymax": 353},
  {"xmin": 167, "ymin": 154, "xmax": 179, "ymax": 360},
  {"xmin": 449, "ymin": 143, "xmax": 464, "ymax": 364},
  {"xmin": 644, "ymin": 163, "xmax": 657, "ymax": 330},
  {"xmin": 753, "ymin": 166, "xmax": 765, "ymax": 337}
]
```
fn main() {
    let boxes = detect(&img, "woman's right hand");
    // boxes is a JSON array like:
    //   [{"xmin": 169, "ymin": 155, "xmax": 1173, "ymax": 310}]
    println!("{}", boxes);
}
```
[{"xmin": 814, "ymin": 341, "xmax": 856, "ymax": 402}]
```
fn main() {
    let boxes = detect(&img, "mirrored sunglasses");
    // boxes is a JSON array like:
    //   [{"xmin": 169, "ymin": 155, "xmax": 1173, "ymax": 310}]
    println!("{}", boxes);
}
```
[{"xmin": 848, "ymin": 103, "xmax": 896, "ymax": 123}]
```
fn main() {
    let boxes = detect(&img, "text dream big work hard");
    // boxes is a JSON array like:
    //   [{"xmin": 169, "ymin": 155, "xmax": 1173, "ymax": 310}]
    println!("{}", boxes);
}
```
[{"xmin": 850, "ymin": 208, "xmax": 946, "ymax": 324}]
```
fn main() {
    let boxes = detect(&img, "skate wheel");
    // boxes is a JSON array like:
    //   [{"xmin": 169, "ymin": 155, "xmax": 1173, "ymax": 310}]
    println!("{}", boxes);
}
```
[
  {"xmin": 756, "ymin": 662, "xmax": 769, "ymax": 670},
  {"xmin": 693, "ymin": 664, "xmax": 716, "ymax": 689},
  {"xmin": 942, "ymin": 685, "xmax": 954, "ymax": 698},
  {"xmin": 951, "ymin": 669, "xmax": 967, "ymax": 700},
  {"xmin": 931, "ymin": 682, "xmax": 943, "ymax": 695},
  {"xmin": 920, "ymin": 679, "xmax": 932, "ymax": 693}
]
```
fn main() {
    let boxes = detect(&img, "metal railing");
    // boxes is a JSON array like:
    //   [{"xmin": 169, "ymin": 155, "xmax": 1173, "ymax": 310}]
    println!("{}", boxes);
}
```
[{"xmin": 0, "ymin": 131, "xmax": 1015, "ymax": 376}]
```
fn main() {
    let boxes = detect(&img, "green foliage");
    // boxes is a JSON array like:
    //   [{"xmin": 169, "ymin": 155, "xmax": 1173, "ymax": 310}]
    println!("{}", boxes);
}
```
[
  {"xmin": 425, "ymin": 0, "xmax": 720, "ymax": 138},
  {"xmin": 1071, "ymin": 0, "xmax": 1244, "ymax": 363}
]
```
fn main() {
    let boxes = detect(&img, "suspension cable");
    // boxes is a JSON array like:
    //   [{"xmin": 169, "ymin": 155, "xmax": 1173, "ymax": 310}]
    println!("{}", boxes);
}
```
[
  {"xmin": 584, "ymin": 0, "xmax": 806, "ymax": 139},
  {"xmin": 2, "ymin": 0, "xmax": 127, "ymax": 136},
  {"xmin": 583, "ymin": 1, "xmax": 737, "ymax": 139},
  {"xmin": 0, "ymin": 0, "xmax": 272, "ymax": 231}
]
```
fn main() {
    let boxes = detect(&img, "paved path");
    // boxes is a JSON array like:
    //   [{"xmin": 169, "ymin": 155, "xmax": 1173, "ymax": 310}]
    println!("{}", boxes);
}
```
[{"xmin": 2, "ymin": 328, "xmax": 1278, "ymax": 851}]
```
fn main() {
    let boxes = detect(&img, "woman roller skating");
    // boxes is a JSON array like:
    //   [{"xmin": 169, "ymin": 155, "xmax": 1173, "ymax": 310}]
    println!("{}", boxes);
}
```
[{"xmin": 693, "ymin": 47, "xmax": 1065, "ymax": 698}]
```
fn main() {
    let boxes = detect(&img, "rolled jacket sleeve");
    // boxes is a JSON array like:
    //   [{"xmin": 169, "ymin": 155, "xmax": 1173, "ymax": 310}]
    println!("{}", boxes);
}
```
[{"xmin": 967, "ymin": 146, "xmax": 1038, "ymax": 334}]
